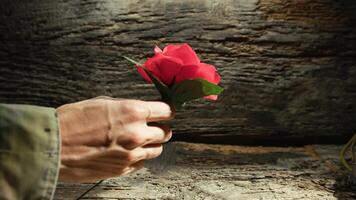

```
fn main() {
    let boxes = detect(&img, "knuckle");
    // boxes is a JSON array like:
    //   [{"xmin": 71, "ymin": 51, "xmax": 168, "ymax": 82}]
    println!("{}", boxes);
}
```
[
  {"xmin": 122, "ymin": 132, "xmax": 145, "ymax": 150},
  {"xmin": 124, "ymin": 151, "xmax": 137, "ymax": 163},
  {"xmin": 120, "ymin": 101, "xmax": 148, "ymax": 121},
  {"xmin": 129, "ymin": 132, "xmax": 145, "ymax": 146},
  {"xmin": 107, "ymin": 148, "xmax": 123, "ymax": 156}
]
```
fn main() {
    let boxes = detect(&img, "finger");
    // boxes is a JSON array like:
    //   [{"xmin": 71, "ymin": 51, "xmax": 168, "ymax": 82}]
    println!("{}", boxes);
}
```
[
  {"xmin": 59, "ymin": 166, "xmax": 114, "ymax": 183},
  {"xmin": 62, "ymin": 144, "xmax": 162, "ymax": 168},
  {"xmin": 121, "ymin": 161, "xmax": 145, "ymax": 176},
  {"xmin": 98, "ymin": 146, "xmax": 163, "ymax": 165},
  {"xmin": 62, "ymin": 154, "xmax": 130, "ymax": 168},
  {"xmin": 63, "ymin": 157, "xmax": 135, "ymax": 173},
  {"xmin": 97, "ymin": 145, "xmax": 164, "ymax": 164},
  {"xmin": 144, "ymin": 124, "xmax": 172, "ymax": 145},
  {"xmin": 143, "ymin": 101, "xmax": 175, "ymax": 122},
  {"xmin": 130, "ymin": 145, "xmax": 163, "ymax": 163},
  {"xmin": 115, "ymin": 123, "xmax": 171, "ymax": 149},
  {"xmin": 62, "ymin": 143, "xmax": 163, "ymax": 171}
]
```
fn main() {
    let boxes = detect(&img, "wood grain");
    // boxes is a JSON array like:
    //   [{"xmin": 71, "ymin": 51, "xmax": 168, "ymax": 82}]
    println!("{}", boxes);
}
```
[
  {"xmin": 54, "ymin": 142, "xmax": 356, "ymax": 199},
  {"xmin": 0, "ymin": 0, "xmax": 356, "ymax": 140}
]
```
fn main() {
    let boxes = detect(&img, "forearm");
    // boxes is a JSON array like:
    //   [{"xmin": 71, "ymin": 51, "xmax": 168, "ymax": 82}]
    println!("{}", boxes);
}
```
[{"xmin": 0, "ymin": 104, "xmax": 60, "ymax": 200}]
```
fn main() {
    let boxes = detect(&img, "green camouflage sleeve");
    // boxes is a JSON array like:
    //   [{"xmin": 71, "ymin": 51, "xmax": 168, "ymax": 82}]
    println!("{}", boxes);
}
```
[{"xmin": 0, "ymin": 104, "xmax": 60, "ymax": 200}]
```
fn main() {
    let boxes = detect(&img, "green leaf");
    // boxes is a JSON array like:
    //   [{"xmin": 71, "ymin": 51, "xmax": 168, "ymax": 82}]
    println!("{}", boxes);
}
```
[
  {"xmin": 171, "ymin": 78, "xmax": 224, "ymax": 106},
  {"xmin": 140, "ymin": 67, "xmax": 171, "ymax": 102}
]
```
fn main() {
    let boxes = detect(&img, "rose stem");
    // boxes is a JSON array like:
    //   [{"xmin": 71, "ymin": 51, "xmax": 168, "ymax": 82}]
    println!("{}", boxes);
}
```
[
  {"xmin": 340, "ymin": 133, "xmax": 356, "ymax": 171},
  {"xmin": 76, "ymin": 180, "xmax": 104, "ymax": 200}
]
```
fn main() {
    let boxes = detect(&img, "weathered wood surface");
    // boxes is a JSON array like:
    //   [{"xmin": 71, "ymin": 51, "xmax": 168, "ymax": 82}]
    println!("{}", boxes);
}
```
[
  {"xmin": 0, "ymin": 0, "xmax": 356, "ymax": 140},
  {"xmin": 54, "ymin": 142, "xmax": 356, "ymax": 199}
]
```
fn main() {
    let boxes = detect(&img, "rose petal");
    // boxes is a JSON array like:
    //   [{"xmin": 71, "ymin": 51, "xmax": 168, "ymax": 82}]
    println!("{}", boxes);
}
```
[
  {"xmin": 162, "ymin": 43, "xmax": 200, "ymax": 65},
  {"xmin": 135, "ymin": 64, "xmax": 152, "ymax": 83},
  {"xmin": 175, "ymin": 63, "xmax": 220, "ymax": 84},
  {"xmin": 154, "ymin": 46, "xmax": 162, "ymax": 54},
  {"xmin": 144, "ymin": 53, "xmax": 183, "ymax": 85},
  {"xmin": 162, "ymin": 44, "xmax": 181, "ymax": 54},
  {"xmin": 204, "ymin": 95, "xmax": 218, "ymax": 100},
  {"xmin": 213, "ymin": 69, "xmax": 221, "ymax": 84}
]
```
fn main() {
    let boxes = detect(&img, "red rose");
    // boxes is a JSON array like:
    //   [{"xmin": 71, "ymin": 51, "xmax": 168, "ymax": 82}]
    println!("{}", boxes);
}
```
[{"xmin": 137, "ymin": 43, "xmax": 221, "ymax": 100}]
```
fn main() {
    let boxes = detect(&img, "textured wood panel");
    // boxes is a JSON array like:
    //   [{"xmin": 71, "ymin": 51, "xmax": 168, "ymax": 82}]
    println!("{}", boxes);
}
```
[
  {"xmin": 0, "ymin": 0, "xmax": 356, "ymax": 140},
  {"xmin": 54, "ymin": 142, "xmax": 356, "ymax": 199}
]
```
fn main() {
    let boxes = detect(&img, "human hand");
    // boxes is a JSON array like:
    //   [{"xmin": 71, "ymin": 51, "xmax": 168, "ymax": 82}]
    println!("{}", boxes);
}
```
[{"xmin": 56, "ymin": 97, "xmax": 174, "ymax": 183}]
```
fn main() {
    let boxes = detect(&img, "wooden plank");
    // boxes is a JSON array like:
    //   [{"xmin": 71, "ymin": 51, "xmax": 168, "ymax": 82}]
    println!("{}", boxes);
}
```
[
  {"xmin": 54, "ymin": 142, "xmax": 356, "ymax": 199},
  {"xmin": 0, "ymin": 0, "xmax": 356, "ymax": 139}
]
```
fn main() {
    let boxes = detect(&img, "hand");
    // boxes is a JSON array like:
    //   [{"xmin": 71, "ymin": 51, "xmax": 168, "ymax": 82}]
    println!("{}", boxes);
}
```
[{"xmin": 56, "ymin": 97, "xmax": 174, "ymax": 183}]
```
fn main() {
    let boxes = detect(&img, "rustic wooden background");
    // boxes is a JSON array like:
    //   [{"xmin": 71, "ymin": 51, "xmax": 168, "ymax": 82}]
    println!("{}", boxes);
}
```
[{"xmin": 0, "ymin": 0, "xmax": 356, "ymax": 143}]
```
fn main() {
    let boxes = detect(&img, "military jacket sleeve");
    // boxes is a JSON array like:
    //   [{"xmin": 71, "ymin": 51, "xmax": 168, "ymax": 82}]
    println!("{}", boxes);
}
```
[{"xmin": 0, "ymin": 104, "xmax": 60, "ymax": 200}]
